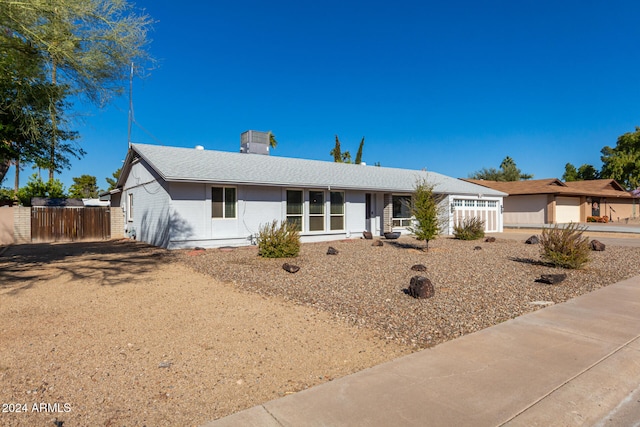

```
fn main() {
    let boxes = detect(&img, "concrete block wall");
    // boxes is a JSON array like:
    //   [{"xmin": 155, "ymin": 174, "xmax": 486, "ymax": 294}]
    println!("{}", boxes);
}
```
[
  {"xmin": 0, "ymin": 206, "xmax": 15, "ymax": 245},
  {"xmin": 110, "ymin": 206, "xmax": 125, "ymax": 239},
  {"xmin": 13, "ymin": 206, "xmax": 31, "ymax": 243}
]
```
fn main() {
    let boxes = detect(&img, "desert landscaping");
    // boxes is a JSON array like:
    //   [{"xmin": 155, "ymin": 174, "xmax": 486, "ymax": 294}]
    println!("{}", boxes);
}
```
[{"xmin": 2, "ymin": 232, "xmax": 640, "ymax": 426}]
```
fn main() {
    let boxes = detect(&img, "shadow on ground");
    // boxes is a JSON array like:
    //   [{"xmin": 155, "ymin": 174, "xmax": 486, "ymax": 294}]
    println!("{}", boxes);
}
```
[{"xmin": 0, "ymin": 240, "xmax": 168, "ymax": 293}]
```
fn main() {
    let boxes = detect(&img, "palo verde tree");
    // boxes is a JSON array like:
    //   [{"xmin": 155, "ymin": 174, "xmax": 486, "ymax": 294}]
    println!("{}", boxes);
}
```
[
  {"xmin": 600, "ymin": 127, "xmax": 640, "ymax": 190},
  {"xmin": 408, "ymin": 179, "xmax": 443, "ymax": 251},
  {"xmin": 0, "ymin": 30, "xmax": 73, "ymax": 187},
  {"xmin": 0, "ymin": 0, "xmax": 154, "ymax": 180}
]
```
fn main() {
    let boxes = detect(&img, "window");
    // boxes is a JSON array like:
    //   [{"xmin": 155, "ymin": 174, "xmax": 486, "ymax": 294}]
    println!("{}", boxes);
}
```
[
  {"xmin": 464, "ymin": 199, "xmax": 475, "ymax": 207},
  {"xmin": 488, "ymin": 200, "xmax": 497, "ymax": 208},
  {"xmin": 127, "ymin": 193, "xmax": 134, "ymax": 221},
  {"xmin": 330, "ymin": 191, "xmax": 345, "ymax": 230},
  {"xmin": 392, "ymin": 195, "xmax": 412, "ymax": 227},
  {"xmin": 309, "ymin": 190, "xmax": 325, "ymax": 231},
  {"xmin": 212, "ymin": 187, "xmax": 236, "ymax": 219},
  {"xmin": 453, "ymin": 199, "xmax": 463, "ymax": 207},
  {"xmin": 477, "ymin": 200, "xmax": 486, "ymax": 208},
  {"xmin": 286, "ymin": 190, "xmax": 303, "ymax": 231}
]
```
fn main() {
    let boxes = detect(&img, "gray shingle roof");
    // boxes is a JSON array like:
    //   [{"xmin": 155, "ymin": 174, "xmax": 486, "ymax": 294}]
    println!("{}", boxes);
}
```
[{"xmin": 128, "ymin": 143, "xmax": 506, "ymax": 196}]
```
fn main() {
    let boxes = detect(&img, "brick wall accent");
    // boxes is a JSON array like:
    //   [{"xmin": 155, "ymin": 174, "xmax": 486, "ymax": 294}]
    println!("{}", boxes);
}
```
[
  {"xmin": 110, "ymin": 206, "xmax": 125, "ymax": 239},
  {"xmin": 383, "ymin": 193, "xmax": 393, "ymax": 232},
  {"xmin": 13, "ymin": 206, "xmax": 31, "ymax": 243}
]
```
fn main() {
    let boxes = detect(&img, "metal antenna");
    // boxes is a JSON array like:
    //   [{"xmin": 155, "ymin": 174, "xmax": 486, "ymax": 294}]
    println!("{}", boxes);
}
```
[{"xmin": 127, "ymin": 62, "xmax": 134, "ymax": 147}]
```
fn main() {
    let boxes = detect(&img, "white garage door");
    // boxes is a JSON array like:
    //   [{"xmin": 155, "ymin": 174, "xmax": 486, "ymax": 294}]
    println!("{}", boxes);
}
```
[
  {"xmin": 556, "ymin": 197, "xmax": 580, "ymax": 223},
  {"xmin": 452, "ymin": 199, "xmax": 502, "ymax": 232}
]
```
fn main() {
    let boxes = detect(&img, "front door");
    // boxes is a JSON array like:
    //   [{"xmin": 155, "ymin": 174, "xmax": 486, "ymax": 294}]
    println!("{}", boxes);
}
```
[
  {"xmin": 591, "ymin": 198, "xmax": 601, "ymax": 217},
  {"xmin": 365, "ymin": 193, "xmax": 373, "ymax": 232}
]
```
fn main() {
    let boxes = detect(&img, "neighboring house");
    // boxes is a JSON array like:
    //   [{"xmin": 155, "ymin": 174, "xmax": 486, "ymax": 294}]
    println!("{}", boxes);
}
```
[
  {"xmin": 464, "ymin": 178, "xmax": 637, "ymax": 224},
  {"xmin": 113, "ymin": 140, "xmax": 506, "ymax": 249}
]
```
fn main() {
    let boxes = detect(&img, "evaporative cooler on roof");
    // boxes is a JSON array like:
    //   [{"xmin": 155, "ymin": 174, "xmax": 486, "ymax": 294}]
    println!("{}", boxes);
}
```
[{"xmin": 240, "ymin": 130, "xmax": 270, "ymax": 155}]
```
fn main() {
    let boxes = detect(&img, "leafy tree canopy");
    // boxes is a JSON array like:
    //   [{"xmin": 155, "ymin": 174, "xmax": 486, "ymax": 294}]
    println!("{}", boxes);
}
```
[
  {"xmin": 408, "ymin": 179, "xmax": 444, "ymax": 251},
  {"xmin": 0, "ymin": 0, "xmax": 154, "ymax": 180},
  {"xmin": 600, "ymin": 126, "xmax": 640, "ymax": 190},
  {"xmin": 105, "ymin": 167, "xmax": 122, "ymax": 191},
  {"xmin": 469, "ymin": 156, "xmax": 533, "ymax": 181},
  {"xmin": 16, "ymin": 173, "xmax": 66, "ymax": 206},
  {"xmin": 563, "ymin": 163, "xmax": 600, "ymax": 182},
  {"xmin": 68, "ymin": 174, "xmax": 99, "ymax": 198}
]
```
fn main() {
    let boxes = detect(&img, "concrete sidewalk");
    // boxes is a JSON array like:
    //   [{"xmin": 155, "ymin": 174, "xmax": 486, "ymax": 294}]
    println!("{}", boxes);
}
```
[{"xmin": 205, "ymin": 275, "xmax": 640, "ymax": 427}]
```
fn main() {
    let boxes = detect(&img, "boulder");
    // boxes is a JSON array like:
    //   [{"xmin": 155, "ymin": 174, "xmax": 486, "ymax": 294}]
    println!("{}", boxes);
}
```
[
  {"xmin": 362, "ymin": 231, "xmax": 373, "ymax": 240},
  {"xmin": 535, "ymin": 273, "xmax": 567, "ymax": 285},
  {"xmin": 590, "ymin": 240, "xmax": 606, "ymax": 251},
  {"xmin": 408, "ymin": 276, "xmax": 435, "ymax": 299},
  {"xmin": 326, "ymin": 247, "xmax": 339, "ymax": 255},
  {"xmin": 525, "ymin": 235, "xmax": 540, "ymax": 245},
  {"xmin": 282, "ymin": 263, "xmax": 300, "ymax": 273},
  {"xmin": 411, "ymin": 264, "xmax": 427, "ymax": 272},
  {"xmin": 485, "ymin": 237, "xmax": 496, "ymax": 243},
  {"xmin": 372, "ymin": 240, "xmax": 384, "ymax": 247}
]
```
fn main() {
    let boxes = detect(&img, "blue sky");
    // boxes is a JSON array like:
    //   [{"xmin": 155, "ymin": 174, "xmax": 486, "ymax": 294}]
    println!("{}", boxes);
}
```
[{"xmin": 5, "ymin": 0, "xmax": 640, "ymax": 190}]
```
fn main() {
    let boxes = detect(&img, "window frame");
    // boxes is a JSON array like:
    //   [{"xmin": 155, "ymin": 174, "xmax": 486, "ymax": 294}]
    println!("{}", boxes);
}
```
[
  {"xmin": 286, "ymin": 189, "xmax": 304, "ymax": 231},
  {"xmin": 211, "ymin": 186, "xmax": 237, "ymax": 219},
  {"xmin": 308, "ymin": 190, "xmax": 325, "ymax": 232},
  {"xmin": 392, "ymin": 195, "xmax": 412, "ymax": 227},
  {"xmin": 330, "ymin": 191, "xmax": 345, "ymax": 231},
  {"xmin": 127, "ymin": 193, "xmax": 134, "ymax": 222}
]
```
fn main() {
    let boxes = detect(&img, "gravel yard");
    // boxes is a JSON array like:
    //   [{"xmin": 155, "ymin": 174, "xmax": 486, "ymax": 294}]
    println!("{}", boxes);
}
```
[
  {"xmin": 2, "ymin": 233, "xmax": 639, "ymax": 426},
  {"xmin": 177, "ymin": 233, "xmax": 640, "ymax": 348}
]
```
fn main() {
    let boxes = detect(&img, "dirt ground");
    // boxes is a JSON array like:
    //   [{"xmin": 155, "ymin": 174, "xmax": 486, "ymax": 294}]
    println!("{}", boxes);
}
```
[{"xmin": 0, "ymin": 241, "xmax": 411, "ymax": 426}]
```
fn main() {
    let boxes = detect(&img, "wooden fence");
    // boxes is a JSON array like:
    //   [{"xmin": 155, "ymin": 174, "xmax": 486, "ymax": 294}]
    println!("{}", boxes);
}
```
[{"xmin": 31, "ymin": 207, "xmax": 111, "ymax": 242}]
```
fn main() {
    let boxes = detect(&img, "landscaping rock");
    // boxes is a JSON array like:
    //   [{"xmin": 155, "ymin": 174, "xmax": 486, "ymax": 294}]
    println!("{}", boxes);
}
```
[
  {"xmin": 535, "ymin": 274, "xmax": 567, "ymax": 285},
  {"xmin": 282, "ymin": 263, "xmax": 300, "ymax": 273},
  {"xmin": 362, "ymin": 231, "xmax": 373, "ymax": 240},
  {"xmin": 474, "ymin": 246, "xmax": 482, "ymax": 250},
  {"xmin": 371, "ymin": 240, "xmax": 384, "ymax": 247},
  {"xmin": 326, "ymin": 247, "xmax": 339, "ymax": 255},
  {"xmin": 590, "ymin": 240, "xmax": 606, "ymax": 251},
  {"xmin": 408, "ymin": 276, "xmax": 435, "ymax": 299},
  {"xmin": 525, "ymin": 235, "xmax": 540, "ymax": 245},
  {"xmin": 411, "ymin": 264, "xmax": 427, "ymax": 272},
  {"xmin": 485, "ymin": 237, "xmax": 496, "ymax": 243}
]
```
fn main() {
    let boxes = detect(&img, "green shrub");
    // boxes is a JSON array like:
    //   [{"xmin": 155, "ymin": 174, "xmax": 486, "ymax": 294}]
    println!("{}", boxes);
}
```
[
  {"xmin": 453, "ymin": 217, "xmax": 485, "ymax": 240},
  {"xmin": 540, "ymin": 223, "xmax": 590, "ymax": 269},
  {"xmin": 257, "ymin": 220, "xmax": 300, "ymax": 258}
]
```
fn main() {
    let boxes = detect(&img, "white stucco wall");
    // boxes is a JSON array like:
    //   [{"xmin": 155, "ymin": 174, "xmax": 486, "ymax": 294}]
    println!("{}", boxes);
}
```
[
  {"xmin": 122, "ymin": 160, "xmax": 171, "ymax": 247},
  {"xmin": 503, "ymin": 195, "xmax": 547, "ymax": 224},
  {"xmin": 123, "ymin": 160, "xmax": 505, "ymax": 248}
]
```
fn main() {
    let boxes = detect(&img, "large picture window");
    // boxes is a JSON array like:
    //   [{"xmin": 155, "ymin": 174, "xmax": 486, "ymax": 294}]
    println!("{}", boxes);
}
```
[
  {"xmin": 392, "ymin": 195, "xmax": 412, "ymax": 227},
  {"xmin": 330, "ymin": 191, "xmax": 344, "ymax": 230},
  {"xmin": 309, "ymin": 190, "xmax": 325, "ymax": 231},
  {"xmin": 212, "ymin": 187, "xmax": 236, "ymax": 219},
  {"xmin": 286, "ymin": 190, "xmax": 303, "ymax": 231}
]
